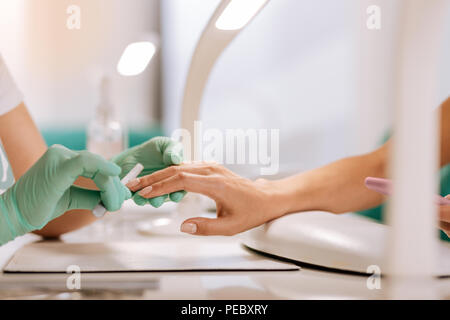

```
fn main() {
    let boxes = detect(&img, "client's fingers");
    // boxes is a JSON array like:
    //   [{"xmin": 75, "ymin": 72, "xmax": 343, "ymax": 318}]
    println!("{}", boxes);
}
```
[
  {"xmin": 180, "ymin": 217, "xmax": 238, "ymax": 236},
  {"xmin": 127, "ymin": 166, "xmax": 179, "ymax": 191},
  {"xmin": 126, "ymin": 163, "xmax": 216, "ymax": 192},
  {"xmin": 138, "ymin": 172, "xmax": 217, "ymax": 200}
]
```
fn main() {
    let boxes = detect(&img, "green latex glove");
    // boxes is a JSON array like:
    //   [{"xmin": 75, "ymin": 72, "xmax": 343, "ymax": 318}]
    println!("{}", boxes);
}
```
[
  {"xmin": 0, "ymin": 145, "xmax": 131, "ymax": 245},
  {"xmin": 112, "ymin": 137, "xmax": 186, "ymax": 208}
]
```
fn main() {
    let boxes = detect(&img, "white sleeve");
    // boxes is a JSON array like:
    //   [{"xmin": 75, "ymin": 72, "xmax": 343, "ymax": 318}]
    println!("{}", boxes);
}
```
[{"xmin": 0, "ymin": 55, "xmax": 23, "ymax": 116}]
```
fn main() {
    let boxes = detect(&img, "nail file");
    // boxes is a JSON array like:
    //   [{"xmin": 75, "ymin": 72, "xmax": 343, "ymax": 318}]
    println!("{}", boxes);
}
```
[
  {"xmin": 364, "ymin": 177, "xmax": 450, "ymax": 206},
  {"xmin": 92, "ymin": 163, "xmax": 144, "ymax": 218}
]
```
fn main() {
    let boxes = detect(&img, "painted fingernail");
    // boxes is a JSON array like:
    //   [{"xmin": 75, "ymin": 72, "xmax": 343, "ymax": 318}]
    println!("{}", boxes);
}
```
[
  {"xmin": 126, "ymin": 178, "xmax": 140, "ymax": 189},
  {"xmin": 180, "ymin": 223, "xmax": 197, "ymax": 234},
  {"xmin": 139, "ymin": 186, "xmax": 153, "ymax": 197}
]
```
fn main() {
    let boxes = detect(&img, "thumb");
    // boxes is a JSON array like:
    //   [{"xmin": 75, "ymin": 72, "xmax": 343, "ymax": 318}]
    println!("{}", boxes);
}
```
[
  {"xmin": 162, "ymin": 140, "xmax": 183, "ymax": 166},
  {"xmin": 180, "ymin": 217, "xmax": 237, "ymax": 236}
]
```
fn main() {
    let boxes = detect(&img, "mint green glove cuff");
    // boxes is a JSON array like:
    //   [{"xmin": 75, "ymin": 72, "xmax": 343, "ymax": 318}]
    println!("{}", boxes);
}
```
[
  {"xmin": 0, "ymin": 197, "xmax": 18, "ymax": 244},
  {"xmin": 0, "ymin": 187, "xmax": 40, "ymax": 245}
]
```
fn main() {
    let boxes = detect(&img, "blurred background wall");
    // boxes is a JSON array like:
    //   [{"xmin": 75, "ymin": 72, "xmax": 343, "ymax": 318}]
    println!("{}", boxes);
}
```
[
  {"xmin": 0, "ymin": 0, "xmax": 162, "ymax": 149},
  {"xmin": 161, "ymin": 0, "xmax": 450, "ymax": 176},
  {"xmin": 0, "ymin": 0, "xmax": 449, "ymax": 175},
  {"xmin": 162, "ymin": 0, "xmax": 388, "ymax": 176}
]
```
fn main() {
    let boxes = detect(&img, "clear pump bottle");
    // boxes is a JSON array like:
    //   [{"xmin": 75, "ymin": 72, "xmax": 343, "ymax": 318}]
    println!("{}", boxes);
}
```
[{"xmin": 87, "ymin": 76, "xmax": 127, "ymax": 159}]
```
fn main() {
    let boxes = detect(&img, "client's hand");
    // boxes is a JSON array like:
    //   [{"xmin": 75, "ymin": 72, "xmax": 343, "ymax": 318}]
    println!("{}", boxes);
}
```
[
  {"xmin": 440, "ymin": 195, "xmax": 450, "ymax": 237},
  {"xmin": 126, "ymin": 162, "xmax": 287, "ymax": 236},
  {"xmin": 0, "ymin": 145, "xmax": 130, "ymax": 245},
  {"xmin": 112, "ymin": 137, "xmax": 186, "ymax": 208}
]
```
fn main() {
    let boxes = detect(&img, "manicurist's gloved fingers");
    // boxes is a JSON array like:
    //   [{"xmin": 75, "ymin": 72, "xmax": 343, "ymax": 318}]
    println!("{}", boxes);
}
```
[
  {"xmin": 180, "ymin": 217, "xmax": 238, "ymax": 236},
  {"xmin": 112, "ymin": 175, "xmax": 132, "ymax": 210},
  {"xmin": 67, "ymin": 186, "xmax": 103, "ymax": 211},
  {"xmin": 77, "ymin": 151, "xmax": 122, "ymax": 178},
  {"xmin": 162, "ymin": 140, "xmax": 183, "ymax": 166},
  {"xmin": 131, "ymin": 193, "xmax": 168, "ymax": 208},
  {"xmin": 149, "ymin": 195, "xmax": 168, "ymax": 208},
  {"xmin": 113, "ymin": 175, "xmax": 132, "ymax": 203},
  {"xmin": 57, "ymin": 150, "xmax": 121, "ymax": 186},
  {"xmin": 93, "ymin": 174, "xmax": 122, "ymax": 212},
  {"xmin": 46, "ymin": 147, "xmax": 119, "ymax": 192},
  {"xmin": 68, "ymin": 185, "xmax": 128, "ymax": 213},
  {"xmin": 169, "ymin": 190, "xmax": 187, "ymax": 203},
  {"xmin": 124, "ymin": 183, "xmax": 132, "ymax": 200},
  {"xmin": 132, "ymin": 193, "xmax": 147, "ymax": 206}
]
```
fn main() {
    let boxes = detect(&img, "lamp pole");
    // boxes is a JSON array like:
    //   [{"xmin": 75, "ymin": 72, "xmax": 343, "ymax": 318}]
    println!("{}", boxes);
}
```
[{"xmin": 387, "ymin": 0, "xmax": 449, "ymax": 298}]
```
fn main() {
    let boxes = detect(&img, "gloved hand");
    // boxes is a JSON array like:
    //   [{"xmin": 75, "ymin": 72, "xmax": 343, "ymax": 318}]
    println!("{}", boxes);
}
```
[
  {"xmin": 0, "ymin": 145, "xmax": 131, "ymax": 245},
  {"xmin": 112, "ymin": 137, "xmax": 186, "ymax": 208}
]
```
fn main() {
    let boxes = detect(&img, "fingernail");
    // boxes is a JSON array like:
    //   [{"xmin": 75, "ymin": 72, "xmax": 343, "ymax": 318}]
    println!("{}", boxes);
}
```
[
  {"xmin": 126, "ymin": 178, "xmax": 140, "ymax": 189},
  {"xmin": 181, "ymin": 223, "xmax": 197, "ymax": 234},
  {"xmin": 139, "ymin": 186, "xmax": 153, "ymax": 197}
]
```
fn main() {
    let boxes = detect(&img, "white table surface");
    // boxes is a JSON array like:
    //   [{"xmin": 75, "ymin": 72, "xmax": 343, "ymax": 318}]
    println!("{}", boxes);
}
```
[{"xmin": 0, "ymin": 204, "xmax": 449, "ymax": 300}]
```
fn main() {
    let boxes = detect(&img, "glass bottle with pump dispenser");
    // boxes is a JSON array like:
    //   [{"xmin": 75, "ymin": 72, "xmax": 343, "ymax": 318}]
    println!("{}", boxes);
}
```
[{"xmin": 87, "ymin": 76, "xmax": 127, "ymax": 160}]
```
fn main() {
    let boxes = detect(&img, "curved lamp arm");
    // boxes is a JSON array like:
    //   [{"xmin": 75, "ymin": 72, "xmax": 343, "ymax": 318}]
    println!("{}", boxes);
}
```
[{"xmin": 180, "ymin": 0, "xmax": 269, "ymax": 161}]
